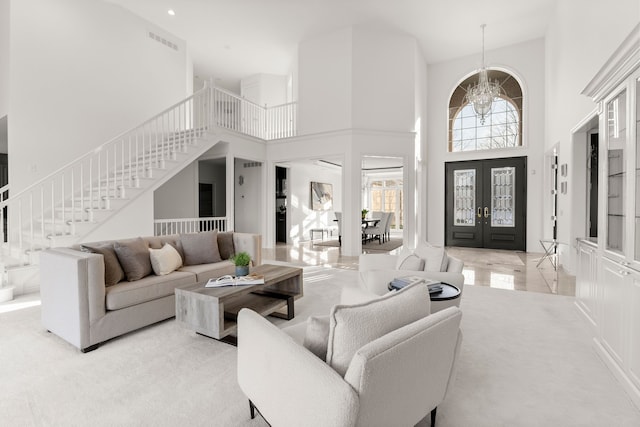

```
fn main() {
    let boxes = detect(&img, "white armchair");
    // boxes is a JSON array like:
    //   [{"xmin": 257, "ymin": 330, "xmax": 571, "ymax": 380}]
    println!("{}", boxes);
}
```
[
  {"xmin": 237, "ymin": 282, "xmax": 463, "ymax": 427},
  {"xmin": 358, "ymin": 243, "xmax": 465, "ymax": 298}
]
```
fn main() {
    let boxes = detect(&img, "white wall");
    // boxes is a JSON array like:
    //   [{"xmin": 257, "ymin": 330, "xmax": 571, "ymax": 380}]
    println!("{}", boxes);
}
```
[
  {"xmin": 427, "ymin": 38, "xmax": 546, "ymax": 252},
  {"xmin": 414, "ymin": 43, "xmax": 428, "ymax": 243},
  {"xmin": 234, "ymin": 158, "xmax": 263, "ymax": 234},
  {"xmin": 297, "ymin": 27, "xmax": 353, "ymax": 134},
  {"xmin": 241, "ymin": 73, "xmax": 288, "ymax": 106},
  {"xmin": 9, "ymin": 0, "xmax": 190, "ymax": 194},
  {"xmin": 288, "ymin": 162, "xmax": 342, "ymax": 243},
  {"xmin": 351, "ymin": 27, "xmax": 416, "ymax": 132},
  {"xmin": 0, "ymin": 0, "xmax": 8, "ymax": 119},
  {"xmin": 545, "ymin": 0, "xmax": 639, "ymax": 271},
  {"xmin": 153, "ymin": 163, "xmax": 198, "ymax": 219}
]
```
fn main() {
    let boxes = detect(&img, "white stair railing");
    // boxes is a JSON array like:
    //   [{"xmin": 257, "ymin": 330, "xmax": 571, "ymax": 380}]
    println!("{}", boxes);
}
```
[
  {"xmin": 154, "ymin": 217, "xmax": 228, "ymax": 236},
  {"xmin": 0, "ymin": 86, "xmax": 296, "ymax": 267},
  {"xmin": 211, "ymin": 87, "xmax": 297, "ymax": 140},
  {"xmin": 0, "ymin": 87, "xmax": 211, "ymax": 264},
  {"xmin": 266, "ymin": 101, "xmax": 297, "ymax": 139}
]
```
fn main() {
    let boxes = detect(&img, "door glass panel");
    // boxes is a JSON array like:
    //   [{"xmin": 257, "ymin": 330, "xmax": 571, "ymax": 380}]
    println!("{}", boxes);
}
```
[
  {"xmin": 607, "ymin": 89, "xmax": 626, "ymax": 253},
  {"xmin": 491, "ymin": 167, "xmax": 515, "ymax": 227},
  {"xmin": 635, "ymin": 79, "xmax": 640, "ymax": 260},
  {"xmin": 454, "ymin": 169, "xmax": 475, "ymax": 226}
]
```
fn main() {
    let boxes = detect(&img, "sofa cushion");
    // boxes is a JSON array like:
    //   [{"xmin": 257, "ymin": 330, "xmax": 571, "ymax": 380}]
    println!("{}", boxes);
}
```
[
  {"xmin": 178, "ymin": 260, "xmax": 234, "ymax": 282},
  {"xmin": 149, "ymin": 243, "xmax": 183, "ymax": 276},
  {"xmin": 114, "ymin": 237, "xmax": 153, "ymax": 281},
  {"xmin": 395, "ymin": 252, "xmax": 425, "ymax": 271},
  {"xmin": 303, "ymin": 316, "xmax": 331, "ymax": 359},
  {"xmin": 414, "ymin": 244, "xmax": 448, "ymax": 272},
  {"xmin": 105, "ymin": 271, "xmax": 196, "ymax": 310},
  {"xmin": 326, "ymin": 281, "xmax": 430, "ymax": 377},
  {"xmin": 180, "ymin": 231, "xmax": 222, "ymax": 266},
  {"xmin": 217, "ymin": 232, "xmax": 236, "ymax": 260},
  {"xmin": 80, "ymin": 243, "xmax": 125, "ymax": 287}
]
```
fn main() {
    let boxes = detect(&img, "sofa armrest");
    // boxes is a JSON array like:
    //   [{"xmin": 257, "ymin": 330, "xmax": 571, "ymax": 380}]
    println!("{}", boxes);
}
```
[
  {"xmin": 40, "ymin": 248, "xmax": 106, "ymax": 351},
  {"xmin": 358, "ymin": 253, "xmax": 398, "ymax": 272},
  {"xmin": 233, "ymin": 233, "xmax": 262, "ymax": 266},
  {"xmin": 237, "ymin": 309, "xmax": 358, "ymax": 427}
]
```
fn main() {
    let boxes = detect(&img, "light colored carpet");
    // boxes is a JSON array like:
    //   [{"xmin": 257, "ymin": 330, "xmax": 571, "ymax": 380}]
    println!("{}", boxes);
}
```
[
  {"xmin": 314, "ymin": 237, "xmax": 403, "ymax": 252},
  {"xmin": 1, "ymin": 267, "xmax": 639, "ymax": 426}
]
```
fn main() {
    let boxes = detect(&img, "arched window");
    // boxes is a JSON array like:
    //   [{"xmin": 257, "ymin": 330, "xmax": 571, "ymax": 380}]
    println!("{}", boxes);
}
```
[{"xmin": 449, "ymin": 70, "xmax": 523, "ymax": 152}]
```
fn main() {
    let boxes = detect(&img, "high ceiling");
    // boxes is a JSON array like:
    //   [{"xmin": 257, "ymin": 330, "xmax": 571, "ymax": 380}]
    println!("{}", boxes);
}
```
[{"xmin": 106, "ymin": 0, "xmax": 557, "ymax": 90}]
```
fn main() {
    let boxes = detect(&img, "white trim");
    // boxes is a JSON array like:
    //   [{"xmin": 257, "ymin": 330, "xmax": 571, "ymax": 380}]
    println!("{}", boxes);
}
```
[{"xmin": 582, "ymin": 23, "xmax": 640, "ymax": 102}]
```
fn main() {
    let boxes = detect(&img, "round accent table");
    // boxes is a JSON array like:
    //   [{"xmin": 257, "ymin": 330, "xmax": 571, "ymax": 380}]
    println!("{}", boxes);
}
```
[{"xmin": 429, "ymin": 282, "xmax": 461, "ymax": 313}]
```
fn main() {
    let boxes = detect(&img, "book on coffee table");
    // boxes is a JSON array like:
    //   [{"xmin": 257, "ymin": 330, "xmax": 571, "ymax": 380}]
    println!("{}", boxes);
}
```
[{"xmin": 205, "ymin": 274, "xmax": 265, "ymax": 288}]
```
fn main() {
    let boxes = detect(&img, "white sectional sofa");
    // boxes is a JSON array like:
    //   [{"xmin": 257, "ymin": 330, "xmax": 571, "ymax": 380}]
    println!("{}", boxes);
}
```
[{"xmin": 40, "ymin": 231, "xmax": 261, "ymax": 352}]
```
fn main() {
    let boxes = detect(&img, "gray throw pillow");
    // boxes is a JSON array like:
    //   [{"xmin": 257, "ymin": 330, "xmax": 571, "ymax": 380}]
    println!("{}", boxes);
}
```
[
  {"xmin": 180, "ymin": 231, "xmax": 222, "ymax": 266},
  {"xmin": 113, "ymin": 237, "xmax": 153, "ymax": 281},
  {"xmin": 217, "ymin": 232, "xmax": 235, "ymax": 260},
  {"xmin": 81, "ymin": 244, "xmax": 125, "ymax": 287}
]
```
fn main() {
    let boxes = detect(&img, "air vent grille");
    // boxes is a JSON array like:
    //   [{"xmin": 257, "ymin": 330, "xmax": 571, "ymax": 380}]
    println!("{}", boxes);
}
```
[
  {"xmin": 148, "ymin": 31, "xmax": 179, "ymax": 51},
  {"xmin": 243, "ymin": 162, "xmax": 262, "ymax": 168}
]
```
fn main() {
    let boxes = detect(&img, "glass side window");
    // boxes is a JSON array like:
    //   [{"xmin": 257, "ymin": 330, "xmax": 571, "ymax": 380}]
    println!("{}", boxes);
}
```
[
  {"xmin": 454, "ymin": 169, "xmax": 476, "ymax": 226},
  {"xmin": 491, "ymin": 167, "xmax": 515, "ymax": 227},
  {"xmin": 607, "ymin": 89, "xmax": 627, "ymax": 253}
]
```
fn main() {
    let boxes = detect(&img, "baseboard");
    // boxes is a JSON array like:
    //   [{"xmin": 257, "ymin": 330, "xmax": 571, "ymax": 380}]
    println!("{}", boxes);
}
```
[{"xmin": 593, "ymin": 338, "xmax": 640, "ymax": 410}]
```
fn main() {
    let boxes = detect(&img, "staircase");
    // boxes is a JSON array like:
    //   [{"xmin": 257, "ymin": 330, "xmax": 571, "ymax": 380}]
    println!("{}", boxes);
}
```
[{"xmin": 0, "ymin": 85, "xmax": 297, "ymax": 298}]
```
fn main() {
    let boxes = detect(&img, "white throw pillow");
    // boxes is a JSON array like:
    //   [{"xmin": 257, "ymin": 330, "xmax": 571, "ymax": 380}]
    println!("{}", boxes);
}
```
[
  {"xmin": 396, "ymin": 253, "xmax": 425, "ymax": 271},
  {"xmin": 325, "ymin": 281, "xmax": 431, "ymax": 377},
  {"xmin": 148, "ymin": 243, "xmax": 183, "ymax": 276},
  {"xmin": 414, "ymin": 244, "xmax": 448, "ymax": 272}
]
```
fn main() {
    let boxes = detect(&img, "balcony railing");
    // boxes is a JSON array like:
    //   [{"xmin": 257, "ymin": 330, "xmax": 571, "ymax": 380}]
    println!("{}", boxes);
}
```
[{"xmin": 154, "ymin": 217, "xmax": 228, "ymax": 236}]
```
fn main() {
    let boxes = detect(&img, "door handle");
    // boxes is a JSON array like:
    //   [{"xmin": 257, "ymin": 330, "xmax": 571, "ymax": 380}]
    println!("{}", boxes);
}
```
[
  {"xmin": 477, "ymin": 207, "xmax": 482, "ymax": 218},
  {"xmin": 484, "ymin": 207, "xmax": 489, "ymax": 218}
]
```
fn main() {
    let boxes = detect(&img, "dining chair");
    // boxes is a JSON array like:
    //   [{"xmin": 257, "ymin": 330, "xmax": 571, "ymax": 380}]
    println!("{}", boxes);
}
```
[{"xmin": 364, "ymin": 212, "xmax": 389, "ymax": 244}]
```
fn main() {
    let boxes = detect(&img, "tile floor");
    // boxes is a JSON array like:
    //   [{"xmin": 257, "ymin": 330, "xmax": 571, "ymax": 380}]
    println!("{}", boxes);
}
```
[{"xmin": 262, "ymin": 236, "xmax": 575, "ymax": 296}]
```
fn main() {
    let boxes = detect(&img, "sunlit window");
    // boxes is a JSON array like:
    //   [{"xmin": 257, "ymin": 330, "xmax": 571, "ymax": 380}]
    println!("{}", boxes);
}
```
[{"xmin": 449, "ymin": 70, "xmax": 523, "ymax": 152}]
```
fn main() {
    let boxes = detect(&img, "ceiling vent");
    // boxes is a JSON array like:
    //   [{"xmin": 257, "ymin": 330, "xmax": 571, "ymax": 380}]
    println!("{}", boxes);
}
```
[
  {"xmin": 243, "ymin": 162, "xmax": 262, "ymax": 168},
  {"xmin": 148, "ymin": 31, "xmax": 179, "ymax": 51}
]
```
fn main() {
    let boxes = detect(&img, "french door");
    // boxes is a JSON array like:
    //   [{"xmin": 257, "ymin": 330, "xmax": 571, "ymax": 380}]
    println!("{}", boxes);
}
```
[{"xmin": 445, "ymin": 157, "xmax": 527, "ymax": 250}]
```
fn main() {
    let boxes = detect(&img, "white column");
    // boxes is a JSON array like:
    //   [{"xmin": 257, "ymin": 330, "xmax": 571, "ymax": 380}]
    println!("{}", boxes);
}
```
[{"xmin": 342, "ymin": 144, "xmax": 362, "ymax": 256}]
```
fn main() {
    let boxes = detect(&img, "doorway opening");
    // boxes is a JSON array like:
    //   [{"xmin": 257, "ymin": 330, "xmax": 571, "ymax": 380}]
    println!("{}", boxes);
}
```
[
  {"xmin": 275, "ymin": 166, "xmax": 287, "ymax": 243},
  {"xmin": 198, "ymin": 158, "xmax": 226, "ymax": 230}
]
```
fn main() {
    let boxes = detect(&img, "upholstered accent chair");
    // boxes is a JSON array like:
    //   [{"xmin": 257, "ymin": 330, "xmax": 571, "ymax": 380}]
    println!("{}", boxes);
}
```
[
  {"xmin": 237, "ymin": 281, "xmax": 463, "ymax": 427},
  {"xmin": 358, "ymin": 242, "xmax": 465, "ymax": 306}
]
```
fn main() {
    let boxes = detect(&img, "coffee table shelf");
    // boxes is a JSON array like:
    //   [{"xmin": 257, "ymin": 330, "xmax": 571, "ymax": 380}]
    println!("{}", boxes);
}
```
[{"xmin": 175, "ymin": 264, "xmax": 303, "ymax": 341}]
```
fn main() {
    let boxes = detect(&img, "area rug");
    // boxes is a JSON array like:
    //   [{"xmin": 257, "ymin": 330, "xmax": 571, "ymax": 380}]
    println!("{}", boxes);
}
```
[
  {"xmin": 1, "ymin": 267, "xmax": 639, "ymax": 426},
  {"xmin": 314, "ymin": 237, "xmax": 403, "ymax": 252}
]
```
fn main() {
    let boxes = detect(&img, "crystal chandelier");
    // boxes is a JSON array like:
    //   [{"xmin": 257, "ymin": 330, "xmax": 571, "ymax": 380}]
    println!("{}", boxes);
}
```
[{"xmin": 466, "ymin": 24, "xmax": 502, "ymax": 125}]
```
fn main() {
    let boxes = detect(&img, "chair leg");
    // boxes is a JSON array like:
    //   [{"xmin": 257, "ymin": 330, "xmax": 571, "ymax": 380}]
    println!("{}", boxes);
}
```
[
  {"xmin": 249, "ymin": 400, "xmax": 256, "ymax": 419},
  {"xmin": 431, "ymin": 407, "xmax": 437, "ymax": 426}
]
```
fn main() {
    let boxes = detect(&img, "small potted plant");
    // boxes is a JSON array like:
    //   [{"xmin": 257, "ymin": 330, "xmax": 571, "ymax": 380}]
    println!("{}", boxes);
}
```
[
  {"xmin": 361, "ymin": 209, "xmax": 369, "ymax": 220},
  {"xmin": 231, "ymin": 251, "xmax": 251, "ymax": 277}
]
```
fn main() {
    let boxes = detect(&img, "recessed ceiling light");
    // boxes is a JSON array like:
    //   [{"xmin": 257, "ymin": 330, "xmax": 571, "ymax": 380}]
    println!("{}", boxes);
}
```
[{"xmin": 167, "ymin": 9, "xmax": 176, "ymax": 16}]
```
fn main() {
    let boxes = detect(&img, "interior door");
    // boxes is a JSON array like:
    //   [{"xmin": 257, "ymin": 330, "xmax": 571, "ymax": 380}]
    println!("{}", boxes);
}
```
[{"xmin": 445, "ymin": 157, "xmax": 527, "ymax": 250}]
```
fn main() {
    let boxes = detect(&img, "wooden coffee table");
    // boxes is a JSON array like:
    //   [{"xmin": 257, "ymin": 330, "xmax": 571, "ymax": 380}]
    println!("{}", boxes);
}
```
[{"xmin": 175, "ymin": 264, "xmax": 303, "ymax": 343}]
